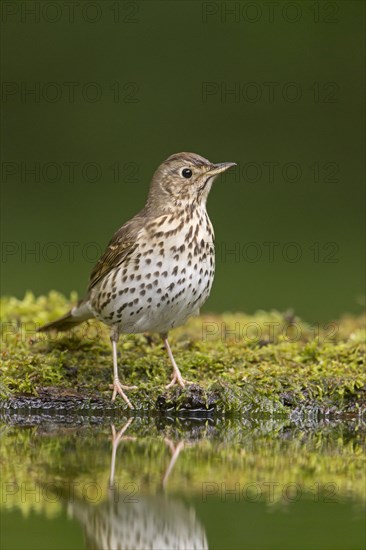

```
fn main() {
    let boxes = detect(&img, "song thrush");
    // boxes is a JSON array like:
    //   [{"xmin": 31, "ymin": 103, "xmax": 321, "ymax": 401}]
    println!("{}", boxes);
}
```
[{"xmin": 38, "ymin": 152, "xmax": 236, "ymax": 408}]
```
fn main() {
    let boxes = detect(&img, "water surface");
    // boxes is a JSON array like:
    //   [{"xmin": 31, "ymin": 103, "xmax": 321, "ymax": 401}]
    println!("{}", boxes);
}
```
[{"xmin": 1, "ymin": 414, "xmax": 365, "ymax": 550}]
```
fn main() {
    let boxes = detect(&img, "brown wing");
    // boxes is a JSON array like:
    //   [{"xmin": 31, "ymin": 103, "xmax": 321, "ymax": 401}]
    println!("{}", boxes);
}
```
[{"xmin": 88, "ymin": 214, "xmax": 146, "ymax": 291}]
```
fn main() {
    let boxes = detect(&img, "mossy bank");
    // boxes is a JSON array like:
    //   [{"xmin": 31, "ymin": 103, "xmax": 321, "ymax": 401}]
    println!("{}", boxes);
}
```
[{"xmin": 1, "ymin": 292, "xmax": 365, "ymax": 417}]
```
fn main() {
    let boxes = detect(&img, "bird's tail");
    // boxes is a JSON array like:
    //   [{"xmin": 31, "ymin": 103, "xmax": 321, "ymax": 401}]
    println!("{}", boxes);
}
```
[{"xmin": 37, "ymin": 298, "xmax": 93, "ymax": 332}]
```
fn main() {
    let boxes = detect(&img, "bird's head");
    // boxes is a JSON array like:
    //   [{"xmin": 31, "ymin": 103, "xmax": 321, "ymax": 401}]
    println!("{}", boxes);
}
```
[{"xmin": 147, "ymin": 152, "xmax": 236, "ymax": 209}]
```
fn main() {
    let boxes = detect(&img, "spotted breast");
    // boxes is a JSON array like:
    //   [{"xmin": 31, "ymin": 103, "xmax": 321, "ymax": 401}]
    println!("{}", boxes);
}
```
[{"xmin": 90, "ymin": 204, "xmax": 215, "ymax": 334}]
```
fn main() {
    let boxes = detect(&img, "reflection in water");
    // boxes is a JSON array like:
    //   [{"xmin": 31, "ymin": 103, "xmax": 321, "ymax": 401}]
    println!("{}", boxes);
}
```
[
  {"xmin": 1, "ymin": 416, "xmax": 365, "ymax": 550},
  {"xmin": 67, "ymin": 419, "xmax": 208, "ymax": 550},
  {"xmin": 69, "ymin": 493, "xmax": 208, "ymax": 550}
]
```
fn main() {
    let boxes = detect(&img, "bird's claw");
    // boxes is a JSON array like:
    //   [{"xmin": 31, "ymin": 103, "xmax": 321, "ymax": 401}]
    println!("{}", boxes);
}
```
[
  {"xmin": 166, "ymin": 373, "xmax": 192, "ymax": 389},
  {"xmin": 110, "ymin": 378, "xmax": 135, "ymax": 409}
]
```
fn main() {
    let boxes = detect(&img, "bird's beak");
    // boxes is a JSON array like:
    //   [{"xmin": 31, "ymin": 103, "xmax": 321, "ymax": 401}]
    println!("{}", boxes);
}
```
[{"xmin": 206, "ymin": 162, "xmax": 237, "ymax": 176}]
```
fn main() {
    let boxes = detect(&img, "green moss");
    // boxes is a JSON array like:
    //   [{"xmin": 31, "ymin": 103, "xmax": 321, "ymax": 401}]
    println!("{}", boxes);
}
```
[{"xmin": 1, "ymin": 292, "xmax": 365, "ymax": 415}]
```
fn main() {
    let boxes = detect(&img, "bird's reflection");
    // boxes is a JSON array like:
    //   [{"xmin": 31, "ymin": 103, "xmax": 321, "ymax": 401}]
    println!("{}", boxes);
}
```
[{"xmin": 67, "ymin": 419, "xmax": 208, "ymax": 550}]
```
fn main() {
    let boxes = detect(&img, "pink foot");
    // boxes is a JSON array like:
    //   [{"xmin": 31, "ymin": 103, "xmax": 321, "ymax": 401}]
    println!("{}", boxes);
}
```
[
  {"xmin": 110, "ymin": 378, "xmax": 135, "ymax": 409},
  {"xmin": 166, "ymin": 373, "xmax": 193, "ymax": 389}
]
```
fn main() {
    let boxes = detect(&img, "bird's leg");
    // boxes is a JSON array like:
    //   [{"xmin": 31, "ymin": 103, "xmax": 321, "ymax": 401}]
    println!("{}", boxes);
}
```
[
  {"xmin": 162, "ymin": 439, "xmax": 185, "ymax": 489},
  {"xmin": 161, "ymin": 333, "xmax": 192, "ymax": 388},
  {"xmin": 109, "ymin": 419, "xmax": 136, "ymax": 487},
  {"xmin": 109, "ymin": 328, "xmax": 137, "ymax": 408}
]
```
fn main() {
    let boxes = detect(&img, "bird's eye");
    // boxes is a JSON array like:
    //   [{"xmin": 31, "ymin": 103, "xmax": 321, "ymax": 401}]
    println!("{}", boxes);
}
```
[{"xmin": 181, "ymin": 168, "xmax": 192, "ymax": 179}]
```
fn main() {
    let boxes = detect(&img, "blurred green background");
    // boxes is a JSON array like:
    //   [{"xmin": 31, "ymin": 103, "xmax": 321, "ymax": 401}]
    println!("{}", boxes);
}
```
[{"xmin": 1, "ymin": 0, "xmax": 364, "ymax": 323}]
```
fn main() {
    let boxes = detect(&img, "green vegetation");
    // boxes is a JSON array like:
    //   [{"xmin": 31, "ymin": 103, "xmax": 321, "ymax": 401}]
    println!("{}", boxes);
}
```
[{"xmin": 1, "ymin": 292, "xmax": 365, "ymax": 415}]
